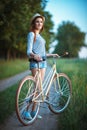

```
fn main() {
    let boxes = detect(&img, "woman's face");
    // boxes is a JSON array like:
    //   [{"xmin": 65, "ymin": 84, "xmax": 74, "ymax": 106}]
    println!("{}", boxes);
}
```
[{"xmin": 34, "ymin": 17, "xmax": 43, "ymax": 31}]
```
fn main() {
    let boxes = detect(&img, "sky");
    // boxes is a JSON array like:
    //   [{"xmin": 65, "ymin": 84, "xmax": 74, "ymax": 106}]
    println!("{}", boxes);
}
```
[{"xmin": 45, "ymin": 0, "xmax": 87, "ymax": 58}]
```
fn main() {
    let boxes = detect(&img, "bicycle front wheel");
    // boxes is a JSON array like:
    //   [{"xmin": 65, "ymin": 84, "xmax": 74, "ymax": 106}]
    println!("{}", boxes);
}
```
[
  {"xmin": 49, "ymin": 73, "xmax": 72, "ymax": 114},
  {"xmin": 15, "ymin": 76, "xmax": 40, "ymax": 126}
]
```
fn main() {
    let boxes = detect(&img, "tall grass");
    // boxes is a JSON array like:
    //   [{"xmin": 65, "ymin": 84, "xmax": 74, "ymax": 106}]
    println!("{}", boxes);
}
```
[
  {"xmin": 0, "ymin": 83, "xmax": 18, "ymax": 124},
  {"xmin": 56, "ymin": 58, "xmax": 87, "ymax": 130},
  {"xmin": 0, "ymin": 59, "xmax": 29, "ymax": 79}
]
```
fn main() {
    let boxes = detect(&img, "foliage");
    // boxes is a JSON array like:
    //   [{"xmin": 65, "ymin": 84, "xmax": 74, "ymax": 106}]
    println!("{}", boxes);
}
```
[
  {"xmin": 42, "ymin": 11, "xmax": 54, "ymax": 50},
  {"xmin": 0, "ymin": 83, "xmax": 18, "ymax": 124},
  {"xmin": 0, "ymin": 0, "xmax": 54, "ymax": 60},
  {"xmin": 0, "ymin": 59, "xmax": 29, "ymax": 79},
  {"xmin": 56, "ymin": 58, "xmax": 87, "ymax": 130},
  {"xmin": 54, "ymin": 21, "xmax": 86, "ymax": 57}
]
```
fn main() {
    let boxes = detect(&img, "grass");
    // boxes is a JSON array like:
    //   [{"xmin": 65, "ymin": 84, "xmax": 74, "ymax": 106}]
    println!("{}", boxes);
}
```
[
  {"xmin": 0, "ymin": 59, "xmax": 29, "ymax": 79},
  {"xmin": 0, "ymin": 58, "xmax": 87, "ymax": 129},
  {"xmin": 0, "ymin": 59, "xmax": 29, "ymax": 123},
  {"xmin": 0, "ymin": 83, "xmax": 18, "ymax": 124},
  {"xmin": 56, "ymin": 58, "xmax": 87, "ymax": 130}
]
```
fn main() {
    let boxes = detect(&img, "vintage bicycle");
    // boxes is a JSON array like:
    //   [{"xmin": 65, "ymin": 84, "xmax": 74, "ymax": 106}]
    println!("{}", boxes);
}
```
[{"xmin": 15, "ymin": 52, "xmax": 72, "ymax": 126}]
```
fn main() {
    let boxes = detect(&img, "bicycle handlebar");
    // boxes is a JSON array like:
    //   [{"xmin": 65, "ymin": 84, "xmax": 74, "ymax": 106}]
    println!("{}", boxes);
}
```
[
  {"xmin": 52, "ymin": 52, "xmax": 69, "ymax": 59},
  {"xmin": 29, "ymin": 52, "xmax": 69, "ymax": 62},
  {"xmin": 59, "ymin": 52, "xmax": 69, "ymax": 57}
]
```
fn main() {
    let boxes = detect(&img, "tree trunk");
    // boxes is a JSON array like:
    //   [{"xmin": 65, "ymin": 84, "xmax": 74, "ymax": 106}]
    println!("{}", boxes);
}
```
[{"xmin": 7, "ymin": 49, "xmax": 11, "ymax": 60}]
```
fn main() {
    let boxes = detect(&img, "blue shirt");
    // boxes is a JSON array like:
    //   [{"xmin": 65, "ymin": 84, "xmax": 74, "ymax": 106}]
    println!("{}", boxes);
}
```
[{"xmin": 27, "ymin": 32, "xmax": 46, "ymax": 57}]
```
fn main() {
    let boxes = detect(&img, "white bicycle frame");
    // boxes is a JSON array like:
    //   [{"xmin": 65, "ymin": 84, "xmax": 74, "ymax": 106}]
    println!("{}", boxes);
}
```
[{"xmin": 32, "ymin": 60, "xmax": 60, "ymax": 103}]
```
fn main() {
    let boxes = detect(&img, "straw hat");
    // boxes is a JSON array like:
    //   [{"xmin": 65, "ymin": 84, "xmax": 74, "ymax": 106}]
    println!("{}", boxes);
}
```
[{"xmin": 31, "ymin": 13, "xmax": 45, "ymax": 24}]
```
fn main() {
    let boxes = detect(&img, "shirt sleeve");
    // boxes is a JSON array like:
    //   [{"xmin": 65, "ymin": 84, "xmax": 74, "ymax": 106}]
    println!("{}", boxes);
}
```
[{"xmin": 27, "ymin": 32, "xmax": 34, "ymax": 56}]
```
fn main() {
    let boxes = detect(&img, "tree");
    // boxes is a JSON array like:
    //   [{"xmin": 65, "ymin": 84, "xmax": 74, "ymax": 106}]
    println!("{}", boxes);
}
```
[
  {"xmin": 0, "ymin": 0, "xmax": 54, "ymax": 60},
  {"xmin": 42, "ymin": 11, "xmax": 54, "ymax": 50},
  {"xmin": 53, "ymin": 21, "xmax": 86, "ymax": 57}
]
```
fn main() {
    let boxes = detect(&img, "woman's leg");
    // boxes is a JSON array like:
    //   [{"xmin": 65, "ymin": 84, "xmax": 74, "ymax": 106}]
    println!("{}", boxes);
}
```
[
  {"xmin": 31, "ymin": 68, "xmax": 46, "ymax": 78},
  {"xmin": 31, "ymin": 68, "xmax": 38, "ymax": 77},
  {"xmin": 40, "ymin": 68, "xmax": 46, "ymax": 81},
  {"xmin": 31, "ymin": 68, "xmax": 46, "ymax": 112}
]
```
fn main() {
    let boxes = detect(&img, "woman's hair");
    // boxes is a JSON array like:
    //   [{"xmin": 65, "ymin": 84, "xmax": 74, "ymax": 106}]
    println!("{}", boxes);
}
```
[{"xmin": 30, "ymin": 16, "xmax": 44, "ymax": 42}]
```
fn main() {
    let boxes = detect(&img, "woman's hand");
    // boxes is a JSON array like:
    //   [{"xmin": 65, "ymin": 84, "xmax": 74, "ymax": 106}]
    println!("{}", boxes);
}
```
[{"xmin": 34, "ymin": 54, "xmax": 42, "ymax": 61}]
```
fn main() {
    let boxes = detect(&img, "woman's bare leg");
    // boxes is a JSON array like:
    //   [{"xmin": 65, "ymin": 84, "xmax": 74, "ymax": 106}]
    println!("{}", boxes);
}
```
[
  {"xmin": 40, "ymin": 68, "xmax": 46, "ymax": 81},
  {"xmin": 31, "ymin": 68, "xmax": 46, "ymax": 111},
  {"xmin": 31, "ymin": 68, "xmax": 46, "ymax": 79}
]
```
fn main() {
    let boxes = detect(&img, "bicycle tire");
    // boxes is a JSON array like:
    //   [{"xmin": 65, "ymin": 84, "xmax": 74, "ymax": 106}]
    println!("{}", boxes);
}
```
[
  {"xmin": 15, "ymin": 76, "xmax": 40, "ymax": 126},
  {"xmin": 49, "ymin": 73, "xmax": 72, "ymax": 114}
]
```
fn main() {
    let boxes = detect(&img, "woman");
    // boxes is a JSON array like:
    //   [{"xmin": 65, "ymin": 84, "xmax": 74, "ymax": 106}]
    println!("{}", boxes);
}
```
[{"xmin": 24, "ymin": 13, "xmax": 58, "ymax": 120}]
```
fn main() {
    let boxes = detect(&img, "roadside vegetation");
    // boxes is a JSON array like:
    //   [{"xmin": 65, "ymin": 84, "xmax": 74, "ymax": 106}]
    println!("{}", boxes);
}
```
[
  {"xmin": 56, "ymin": 58, "xmax": 87, "ymax": 130},
  {"xmin": 0, "ymin": 59, "xmax": 29, "ymax": 79},
  {"xmin": 0, "ymin": 58, "xmax": 87, "ymax": 130},
  {"xmin": 0, "ymin": 83, "xmax": 18, "ymax": 124}
]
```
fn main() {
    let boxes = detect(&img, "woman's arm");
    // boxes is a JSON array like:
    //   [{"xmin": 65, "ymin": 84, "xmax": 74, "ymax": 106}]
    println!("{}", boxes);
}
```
[
  {"xmin": 46, "ymin": 53, "xmax": 59, "ymax": 57},
  {"xmin": 27, "ymin": 32, "xmax": 42, "ymax": 61},
  {"xmin": 27, "ymin": 32, "xmax": 34, "ymax": 57}
]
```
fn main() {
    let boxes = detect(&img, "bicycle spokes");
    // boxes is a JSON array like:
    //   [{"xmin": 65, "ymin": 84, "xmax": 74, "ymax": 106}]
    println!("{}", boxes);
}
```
[{"xmin": 49, "ymin": 73, "xmax": 72, "ymax": 113}]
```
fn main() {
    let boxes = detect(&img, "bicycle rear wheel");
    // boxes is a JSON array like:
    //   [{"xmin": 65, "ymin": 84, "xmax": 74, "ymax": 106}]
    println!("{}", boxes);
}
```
[
  {"xmin": 49, "ymin": 73, "xmax": 72, "ymax": 114},
  {"xmin": 15, "ymin": 76, "xmax": 40, "ymax": 126}
]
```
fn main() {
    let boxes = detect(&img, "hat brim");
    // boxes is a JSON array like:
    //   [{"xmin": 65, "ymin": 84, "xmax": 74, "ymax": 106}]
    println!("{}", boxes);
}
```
[{"xmin": 31, "ymin": 15, "xmax": 45, "ymax": 24}]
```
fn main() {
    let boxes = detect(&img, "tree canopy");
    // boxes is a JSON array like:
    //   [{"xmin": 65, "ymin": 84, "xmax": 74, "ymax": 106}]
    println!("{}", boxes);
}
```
[
  {"xmin": 0, "ymin": 0, "xmax": 54, "ymax": 60},
  {"xmin": 53, "ymin": 21, "xmax": 86, "ymax": 57}
]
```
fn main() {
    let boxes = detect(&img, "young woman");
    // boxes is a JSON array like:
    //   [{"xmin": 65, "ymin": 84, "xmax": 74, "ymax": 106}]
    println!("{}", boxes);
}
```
[{"xmin": 24, "ymin": 13, "xmax": 58, "ymax": 120}]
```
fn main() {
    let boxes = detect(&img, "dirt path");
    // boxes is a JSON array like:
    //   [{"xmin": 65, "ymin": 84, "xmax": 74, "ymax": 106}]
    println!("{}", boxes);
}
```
[
  {"xmin": 0, "ymin": 67, "xmax": 59, "ymax": 130},
  {"xmin": 0, "ymin": 103, "xmax": 58, "ymax": 130},
  {"xmin": 0, "ymin": 70, "xmax": 30, "ymax": 92}
]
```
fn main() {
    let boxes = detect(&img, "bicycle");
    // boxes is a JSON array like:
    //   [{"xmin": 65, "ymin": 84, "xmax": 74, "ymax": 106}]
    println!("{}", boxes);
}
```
[{"xmin": 15, "ymin": 53, "xmax": 72, "ymax": 126}]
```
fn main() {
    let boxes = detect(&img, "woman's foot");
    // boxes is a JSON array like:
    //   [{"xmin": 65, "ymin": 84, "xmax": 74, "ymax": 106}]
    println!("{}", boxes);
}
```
[
  {"xmin": 22, "ymin": 111, "xmax": 32, "ymax": 120},
  {"xmin": 31, "ymin": 111, "xmax": 42, "ymax": 119}
]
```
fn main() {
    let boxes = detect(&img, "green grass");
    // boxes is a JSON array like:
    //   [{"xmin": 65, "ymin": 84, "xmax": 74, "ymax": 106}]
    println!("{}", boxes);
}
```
[
  {"xmin": 0, "ymin": 59, "xmax": 29, "ymax": 79},
  {"xmin": 0, "ymin": 58, "xmax": 87, "ymax": 129},
  {"xmin": 0, "ymin": 83, "xmax": 18, "ymax": 124},
  {"xmin": 56, "ymin": 58, "xmax": 87, "ymax": 130}
]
